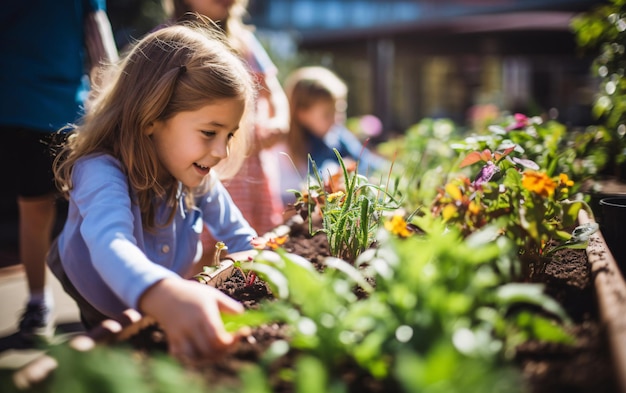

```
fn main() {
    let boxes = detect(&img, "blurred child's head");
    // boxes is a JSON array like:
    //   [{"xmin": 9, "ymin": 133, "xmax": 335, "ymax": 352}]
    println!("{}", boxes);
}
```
[
  {"xmin": 284, "ymin": 67, "xmax": 347, "ymax": 163},
  {"xmin": 163, "ymin": 0, "xmax": 249, "ymax": 38}
]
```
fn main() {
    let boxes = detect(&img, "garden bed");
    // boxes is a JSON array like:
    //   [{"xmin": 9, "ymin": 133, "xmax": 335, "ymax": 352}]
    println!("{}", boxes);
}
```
[
  {"xmin": 12, "ymin": 211, "xmax": 626, "ymax": 393},
  {"xmin": 208, "ymin": 212, "xmax": 625, "ymax": 393}
]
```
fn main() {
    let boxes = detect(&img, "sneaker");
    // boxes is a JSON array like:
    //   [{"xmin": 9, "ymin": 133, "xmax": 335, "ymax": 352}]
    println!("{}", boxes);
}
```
[{"xmin": 18, "ymin": 303, "xmax": 54, "ymax": 338}]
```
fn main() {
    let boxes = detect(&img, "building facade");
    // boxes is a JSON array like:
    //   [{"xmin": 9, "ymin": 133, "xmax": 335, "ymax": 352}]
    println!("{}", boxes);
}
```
[{"xmin": 248, "ymin": 0, "xmax": 606, "ymax": 134}]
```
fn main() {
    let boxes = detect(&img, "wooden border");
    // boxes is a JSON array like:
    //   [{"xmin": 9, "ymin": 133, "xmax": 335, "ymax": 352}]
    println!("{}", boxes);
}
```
[{"xmin": 579, "ymin": 209, "xmax": 626, "ymax": 393}]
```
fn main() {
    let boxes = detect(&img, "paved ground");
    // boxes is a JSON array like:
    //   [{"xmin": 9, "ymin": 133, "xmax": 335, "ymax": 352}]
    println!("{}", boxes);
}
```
[{"xmin": 0, "ymin": 264, "xmax": 82, "ymax": 371}]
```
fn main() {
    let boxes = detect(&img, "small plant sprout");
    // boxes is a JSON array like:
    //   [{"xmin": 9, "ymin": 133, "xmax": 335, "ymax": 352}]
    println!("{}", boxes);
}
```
[
  {"xmin": 231, "ymin": 235, "xmax": 290, "ymax": 287},
  {"xmin": 193, "ymin": 241, "xmax": 230, "ymax": 284},
  {"xmin": 214, "ymin": 241, "xmax": 228, "ymax": 265}
]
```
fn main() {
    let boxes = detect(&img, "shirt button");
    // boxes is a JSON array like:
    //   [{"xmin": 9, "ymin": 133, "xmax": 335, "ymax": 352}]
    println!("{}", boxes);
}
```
[{"xmin": 161, "ymin": 244, "xmax": 170, "ymax": 253}]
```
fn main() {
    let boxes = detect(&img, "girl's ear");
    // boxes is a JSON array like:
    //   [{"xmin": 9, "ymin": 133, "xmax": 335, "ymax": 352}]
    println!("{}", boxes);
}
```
[{"xmin": 144, "ymin": 122, "xmax": 156, "ymax": 136}]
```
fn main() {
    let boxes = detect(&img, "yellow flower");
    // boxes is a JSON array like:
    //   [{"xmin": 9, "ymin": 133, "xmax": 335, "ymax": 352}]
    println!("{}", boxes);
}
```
[
  {"xmin": 442, "ymin": 204, "xmax": 458, "ymax": 221},
  {"xmin": 558, "ymin": 173, "xmax": 574, "ymax": 187},
  {"xmin": 445, "ymin": 183, "xmax": 463, "ymax": 201},
  {"xmin": 468, "ymin": 201, "xmax": 481, "ymax": 215},
  {"xmin": 384, "ymin": 215, "xmax": 413, "ymax": 238},
  {"xmin": 327, "ymin": 191, "xmax": 345, "ymax": 203},
  {"xmin": 251, "ymin": 235, "xmax": 288, "ymax": 250},
  {"xmin": 522, "ymin": 171, "xmax": 556, "ymax": 198},
  {"xmin": 558, "ymin": 173, "xmax": 574, "ymax": 194},
  {"xmin": 267, "ymin": 235, "xmax": 288, "ymax": 250}
]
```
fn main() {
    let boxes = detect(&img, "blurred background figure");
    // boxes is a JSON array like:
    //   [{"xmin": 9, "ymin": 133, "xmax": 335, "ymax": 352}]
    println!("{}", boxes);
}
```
[
  {"xmin": 162, "ymin": 0, "xmax": 290, "ymax": 236},
  {"xmin": 0, "ymin": 0, "xmax": 118, "ymax": 337},
  {"xmin": 273, "ymin": 66, "xmax": 389, "ymax": 207}
]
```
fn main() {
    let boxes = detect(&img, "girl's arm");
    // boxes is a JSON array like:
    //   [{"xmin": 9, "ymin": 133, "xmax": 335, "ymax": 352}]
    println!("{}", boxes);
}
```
[{"xmin": 73, "ymin": 156, "xmax": 245, "ymax": 362}]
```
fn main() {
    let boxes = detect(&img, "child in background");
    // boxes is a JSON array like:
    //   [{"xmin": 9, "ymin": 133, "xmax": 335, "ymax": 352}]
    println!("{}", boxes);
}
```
[
  {"xmin": 48, "ymin": 21, "xmax": 256, "ymax": 363},
  {"xmin": 274, "ymin": 66, "xmax": 389, "ymax": 206},
  {"xmin": 163, "ymin": 0, "xmax": 289, "ymax": 235}
]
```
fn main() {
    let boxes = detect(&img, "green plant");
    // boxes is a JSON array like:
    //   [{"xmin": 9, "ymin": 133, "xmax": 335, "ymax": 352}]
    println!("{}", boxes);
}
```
[
  {"xmin": 1, "ymin": 341, "xmax": 209, "ymax": 393},
  {"xmin": 293, "ymin": 149, "xmax": 401, "ymax": 262},
  {"xmin": 377, "ymin": 118, "xmax": 462, "ymax": 208},
  {"xmin": 431, "ymin": 122, "xmax": 594, "ymax": 279},
  {"xmin": 572, "ymin": 0, "xmax": 626, "ymax": 177},
  {"xmin": 222, "ymin": 212, "xmax": 575, "ymax": 392}
]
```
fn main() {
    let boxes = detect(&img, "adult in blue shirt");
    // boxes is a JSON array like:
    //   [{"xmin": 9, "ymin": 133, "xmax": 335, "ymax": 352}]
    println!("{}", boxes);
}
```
[{"xmin": 0, "ymin": 0, "xmax": 118, "ymax": 337}]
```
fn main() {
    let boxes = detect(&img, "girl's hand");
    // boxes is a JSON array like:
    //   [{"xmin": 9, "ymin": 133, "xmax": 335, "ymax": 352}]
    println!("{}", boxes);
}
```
[{"xmin": 139, "ymin": 277, "xmax": 244, "ymax": 364}]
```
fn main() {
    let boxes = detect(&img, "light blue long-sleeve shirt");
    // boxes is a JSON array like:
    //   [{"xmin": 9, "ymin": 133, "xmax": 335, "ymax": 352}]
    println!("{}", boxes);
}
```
[{"xmin": 57, "ymin": 154, "xmax": 257, "ymax": 318}]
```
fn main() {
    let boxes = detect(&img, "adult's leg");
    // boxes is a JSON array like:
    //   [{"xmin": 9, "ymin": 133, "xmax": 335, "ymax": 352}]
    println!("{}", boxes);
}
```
[
  {"xmin": 18, "ymin": 194, "xmax": 56, "ymax": 297},
  {"xmin": 12, "ymin": 129, "xmax": 61, "ymax": 336}
]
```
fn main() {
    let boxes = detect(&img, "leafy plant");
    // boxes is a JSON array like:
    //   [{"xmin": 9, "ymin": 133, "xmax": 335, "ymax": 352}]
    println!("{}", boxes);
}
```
[
  {"xmin": 223, "ymin": 212, "xmax": 575, "ymax": 392},
  {"xmin": 432, "ymin": 115, "xmax": 595, "ymax": 279},
  {"xmin": 572, "ymin": 0, "xmax": 626, "ymax": 177}
]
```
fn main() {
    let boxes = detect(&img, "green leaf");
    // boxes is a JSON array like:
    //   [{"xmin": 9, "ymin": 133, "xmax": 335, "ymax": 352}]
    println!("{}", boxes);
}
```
[
  {"xmin": 495, "ymin": 283, "xmax": 571, "ymax": 324},
  {"xmin": 323, "ymin": 257, "xmax": 374, "ymax": 293},
  {"xmin": 222, "ymin": 309, "xmax": 275, "ymax": 333}
]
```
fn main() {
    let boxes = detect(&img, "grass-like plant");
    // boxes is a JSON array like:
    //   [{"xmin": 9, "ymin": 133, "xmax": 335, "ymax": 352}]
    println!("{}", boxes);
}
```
[{"xmin": 292, "ymin": 149, "xmax": 401, "ymax": 262}]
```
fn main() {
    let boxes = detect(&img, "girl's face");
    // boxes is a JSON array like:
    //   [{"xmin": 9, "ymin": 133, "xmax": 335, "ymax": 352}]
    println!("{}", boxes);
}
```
[
  {"xmin": 297, "ymin": 100, "xmax": 337, "ymax": 139},
  {"xmin": 147, "ymin": 98, "xmax": 245, "ymax": 188},
  {"xmin": 183, "ymin": 0, "xmax": 235, "ymax": 21}
]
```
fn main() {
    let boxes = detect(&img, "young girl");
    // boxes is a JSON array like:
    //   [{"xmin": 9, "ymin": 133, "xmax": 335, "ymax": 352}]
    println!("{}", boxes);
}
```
[
  {"xmin": 163, "ymin": 0, "xmax": 289, "ymax": 235},
  {"xmin": 47, "ymin": 21, "xmax": 257, "ymax": 363},
  {"xmin": 274, "ymin": 66, "xmax": 389, "ymax": 206}
]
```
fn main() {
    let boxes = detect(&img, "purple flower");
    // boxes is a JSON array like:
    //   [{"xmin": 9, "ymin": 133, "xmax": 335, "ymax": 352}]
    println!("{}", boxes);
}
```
[
  {"xmin": 505, "ymin": 113, "xmax": 529, "ymax": 131},
  {"xmin": 473, "ymin": 161, "xmax": 499, "ymax": 187}
]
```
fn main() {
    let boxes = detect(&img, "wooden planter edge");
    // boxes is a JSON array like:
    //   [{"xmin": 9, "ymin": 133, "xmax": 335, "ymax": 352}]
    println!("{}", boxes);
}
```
[{"xmin": 579, "ymin": 209, "xmax": 626, "ymax": 393}]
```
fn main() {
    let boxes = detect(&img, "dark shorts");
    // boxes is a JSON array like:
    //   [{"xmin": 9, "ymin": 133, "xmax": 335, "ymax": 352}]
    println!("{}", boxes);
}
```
[{"xmin": 0, "ymin": 126, "xmax": 67, "ymax": 198}]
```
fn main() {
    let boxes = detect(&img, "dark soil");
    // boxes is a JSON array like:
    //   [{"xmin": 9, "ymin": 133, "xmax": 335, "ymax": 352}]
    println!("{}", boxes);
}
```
[{"xmin": 516, "ymin": 246, "xmax": 618, "ymax": 393}]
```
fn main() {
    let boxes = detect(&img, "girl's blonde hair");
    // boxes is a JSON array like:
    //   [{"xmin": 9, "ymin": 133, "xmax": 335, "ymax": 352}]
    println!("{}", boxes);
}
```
[
  {"xmin": 54, "ymin": 20, "xmax": 255, "ymax": 230},
  {"xmin": 162, "ymin": 0, "xmax": 251, "ymax": 53},
  {"xmin": 283, "ymin": 66, "xmax": 347, "ymax": 168}
]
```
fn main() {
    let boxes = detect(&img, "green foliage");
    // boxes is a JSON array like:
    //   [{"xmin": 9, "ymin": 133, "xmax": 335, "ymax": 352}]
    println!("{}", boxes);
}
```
[
  {"xmin": 430, "ymin": 114, "xmax": 595, "ymax": 278},
  {"xmin": 377, "ymin": 118, "xmax": 462, "ymax": 207},
  {"xmin": 2, "ymin": 343, "xmax": 208, "ymax": 393},
  {"xmin": 228, "ymin": 218, "xmax": 573, "ymax": 392},
  {"xmin": 572, "ymin": 0, "xmax": 626, "ymax": 175}
]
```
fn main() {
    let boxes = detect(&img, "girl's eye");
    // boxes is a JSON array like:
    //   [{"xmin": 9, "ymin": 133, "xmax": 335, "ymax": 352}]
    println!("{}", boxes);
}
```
[
  {"xmin": 228, "ymin": 133, "xmax": 235, "ymax": 140},
  {"xmin": 202, "ymin": 130, "xmax": 216, "ymax": 137}
]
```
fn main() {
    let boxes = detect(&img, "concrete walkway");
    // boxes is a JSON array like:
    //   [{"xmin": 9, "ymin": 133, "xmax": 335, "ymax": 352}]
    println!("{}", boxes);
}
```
[{"xmin": 0, "ymin": 264, "xmax": 82, "ymax": 370}]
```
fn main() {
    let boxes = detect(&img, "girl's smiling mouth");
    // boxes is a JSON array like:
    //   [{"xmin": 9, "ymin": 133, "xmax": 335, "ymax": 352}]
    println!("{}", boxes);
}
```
[{"xmin": 193, "ymin": 162, "xmax": 210, "ymax": 175}]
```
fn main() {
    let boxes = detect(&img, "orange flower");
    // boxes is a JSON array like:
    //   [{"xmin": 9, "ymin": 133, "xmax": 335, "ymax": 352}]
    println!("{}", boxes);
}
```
[
  {"xmin": 251, "ymin": 235, "xmax": 288, "ymax": 250},
  {"xmin": 468, "ymin": 201, "xmax": 481, "ymax": 215},
  {"xmin": 267, "ymin": 235, "xmax": 288, "ymax": 250},
  {"xmin": 384, "ymin": 215, "xmax": 413, "ymax": 238},
  {"xmin": 522, "ymin": 171, "xmax": 556, "ymax": 197}
]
